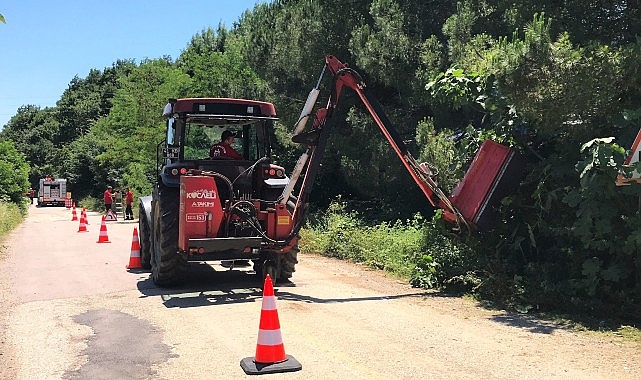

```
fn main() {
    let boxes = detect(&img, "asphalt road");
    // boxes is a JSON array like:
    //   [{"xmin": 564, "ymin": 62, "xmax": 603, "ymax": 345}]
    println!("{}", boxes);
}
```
[{"xmin": 0, "ymin": 204, "xmax": 640, "ymax": 379}]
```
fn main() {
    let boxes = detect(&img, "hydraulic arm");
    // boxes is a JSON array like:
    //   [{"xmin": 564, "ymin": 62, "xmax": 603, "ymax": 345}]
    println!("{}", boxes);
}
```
[{"xmin": 281, "ymin": 55, "xmax": 470, "ymax": 234}]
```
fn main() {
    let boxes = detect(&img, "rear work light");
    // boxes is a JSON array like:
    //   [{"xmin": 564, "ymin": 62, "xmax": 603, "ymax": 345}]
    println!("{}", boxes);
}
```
[
  {"xmin": 189, "ymin": 247, "xmax": 206, "ymax": 255},
  {"xmin": 263, "ymin": 166, "xmax": 285, "ymax": 178},
  {"xmin": 170, "ymin": 168, "xmax": 188, "ymax": 176}
]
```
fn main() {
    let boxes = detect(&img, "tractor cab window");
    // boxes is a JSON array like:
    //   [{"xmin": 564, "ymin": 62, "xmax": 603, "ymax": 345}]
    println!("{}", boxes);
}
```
[
  {"xmin": 183, "ymin": 123, "xmax": 213, "ymax": 159},
  {"xmin": 239, "ymin": 123, "xmax": 264, "ymax": 161},
  {"xmin": 166, "ymin": 118, "xmax": 176, "ymax": 145},
  {"xmin": 244, "ymin": 127, "xmax": 259, "ymax": 159},
  {"xmin": 183, "ymin": 122, "xmax": 263, "ymax": 161}
]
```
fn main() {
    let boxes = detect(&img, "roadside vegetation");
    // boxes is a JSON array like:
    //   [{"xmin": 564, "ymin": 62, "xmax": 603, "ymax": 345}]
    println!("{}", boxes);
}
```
[
  {"xmin": 301, "ymin": 188, "xmax": 641, "ymax": 337},
  {"xmin": 0, "ymin": 140, "xmax": 30, "ymax": 243},
  {"xmin": 1, "ymin": 1, "xmax": 641, "ymax": 326},
  {"xmin": 0, "ymin": 202, "xmax": 24, "ymax": 242}
]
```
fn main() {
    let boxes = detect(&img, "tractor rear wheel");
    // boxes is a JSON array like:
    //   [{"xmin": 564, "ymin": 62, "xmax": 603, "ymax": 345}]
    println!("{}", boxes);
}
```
[
  {"xmin": 151, "ymin": 183, "xmax": 187, "ymax": 286},
  {"xmin": 138, "ymin": 206, "xmax": 152, "ymax": 270}
]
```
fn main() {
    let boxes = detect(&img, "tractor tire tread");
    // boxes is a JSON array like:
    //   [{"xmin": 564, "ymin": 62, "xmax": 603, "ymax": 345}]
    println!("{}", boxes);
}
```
[
  {"xmin": 138, "ymin": 207, "xmax": 152, "ymax": 269},
  {"xmin": 151, "ymin": 184, "xmax": 187, "ymax": 286}
]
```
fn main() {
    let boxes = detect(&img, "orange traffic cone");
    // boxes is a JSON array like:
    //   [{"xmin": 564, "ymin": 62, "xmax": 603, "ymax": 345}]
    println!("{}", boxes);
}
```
[
  {"xmin": 77, "ymin": 211, "xmax": 88, "ymax": 232},
  {"xmin": 82, "ymin": 208, "xmax": 90, "ymax": 225},
  {"xmin": 240, "ymin": 274, "xmax": 301, "ymax": 375},
  {"xmin": 126, "ymin": 227, "xmax": 142, "ymax": 269},
  {"xmin": 71, "ymin": 203, "xmax": 78, "ymax": 221},
  {"xmin": 96, "ymin": 216, "xmax": 110, "ymax": 243}
]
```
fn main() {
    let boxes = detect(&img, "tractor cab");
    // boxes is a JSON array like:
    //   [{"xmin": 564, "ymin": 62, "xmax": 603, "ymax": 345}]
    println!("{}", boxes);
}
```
[{"xmin": 160, "ymin": 98, "xmax": 287, "ymax": 203}]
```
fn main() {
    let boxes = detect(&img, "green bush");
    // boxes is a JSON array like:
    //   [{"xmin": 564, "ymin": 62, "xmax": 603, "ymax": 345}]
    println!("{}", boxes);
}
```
[
  {"xmin": 531, "ymin": 138, "xmax": 641, "ymax": 317},
  {"xmin": 466, "ymin": 137, "xmax": 641, "ymax": 318},
  {"xmin": 77, "ymin": 196, "xmax": 103, "ymax": 212},
  {"xmin": 299, "ymin": 198, "xmax": 478, "ymax": 289},
  {"xmin": 0, "ymin": 140, "xmax": 30, "ymax": 207},
  {"xmin": 410, "ymin": 212, "xmax": 480, "ymax": 291},
  {"xmin": 0, "ymin": 201, "xmax": 24, "ymax": 241}
]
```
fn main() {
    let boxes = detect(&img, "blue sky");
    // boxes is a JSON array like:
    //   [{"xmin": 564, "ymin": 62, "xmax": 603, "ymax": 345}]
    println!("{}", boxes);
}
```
[{"xmin": 0, "ymin": 1, "xmax": 266, "ymax": 128}]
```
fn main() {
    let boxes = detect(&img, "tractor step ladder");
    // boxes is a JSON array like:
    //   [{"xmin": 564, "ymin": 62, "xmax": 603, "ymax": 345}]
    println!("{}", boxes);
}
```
[{"xmin": 114, "ymin": 192, "xmax": 124, "ymax": 218}]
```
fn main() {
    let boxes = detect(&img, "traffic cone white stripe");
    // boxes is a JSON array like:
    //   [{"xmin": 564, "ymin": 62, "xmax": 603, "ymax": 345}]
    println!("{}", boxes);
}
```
[
  {"xmin": 126, "ymin": 227, "xmax": 142, "ymax": 269},
  {"xmin": 257, "ymin": 329, "xmax": 284, "ymax": 346},
  {"xmin": 71, "ymin": 204, "xmax": 78, "ymax": 221},
  {"xmin": 262, "ymin": 295, "xmax": 277, "ymax": 310},
  {"xmin": 130, "ymin": 233, "xmax": 140, "ymax": 257},
  {"xmin": 97, "ymin": 216, "xmax": 110, "ymax": 243},
  {"xmin": 77, "ymin": 211, "xmax": 88, "ymax": 232}
]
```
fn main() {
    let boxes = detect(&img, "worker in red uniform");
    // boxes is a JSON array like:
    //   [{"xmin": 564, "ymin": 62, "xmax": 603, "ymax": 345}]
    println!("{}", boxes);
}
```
[
  {"xmin": 209, "ymin": 130, "xmax": 243, "ymax": 160},
  {"xmin": 103, "ymin": 185, "xmax": 115, "ymax": 212},
  {"xmin": 124, "ymin": 188, "xmax": 134, "ymax": 220}
]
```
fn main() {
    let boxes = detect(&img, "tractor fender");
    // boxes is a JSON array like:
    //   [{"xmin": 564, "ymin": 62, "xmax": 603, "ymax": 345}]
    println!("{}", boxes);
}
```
[{"xmin": 139, "ymin": 195, "xmax": 153, "ymax": 229}]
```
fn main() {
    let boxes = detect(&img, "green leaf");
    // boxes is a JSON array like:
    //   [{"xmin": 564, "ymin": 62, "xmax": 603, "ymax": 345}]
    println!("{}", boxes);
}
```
[
  {"xmin": 581, "ymin": 257, "xmax": 601, "ymax": 278},
  {"xmin": 527, "ymin": 223, "xmax": 537, "ymax": 248},
  {"xmin": 601, "ymin": 265, "xmax": 624, "ymax": 282},
  {"xmin": 580, "ymin": 137, "xmax": 615, "ymax": 153}
]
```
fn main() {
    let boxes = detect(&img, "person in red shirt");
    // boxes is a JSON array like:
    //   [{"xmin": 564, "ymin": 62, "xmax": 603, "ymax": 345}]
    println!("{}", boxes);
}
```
[
  {"xmin": 124, "ymin": 188, "xmax": 134, "ymax": 220},
  {"xmin": 209, "ymin": 130, "xmax": 243, "ymax": 160},
  {"xmin": 103, "ymin": 185, "xmax": 114, "ymax": 212}
]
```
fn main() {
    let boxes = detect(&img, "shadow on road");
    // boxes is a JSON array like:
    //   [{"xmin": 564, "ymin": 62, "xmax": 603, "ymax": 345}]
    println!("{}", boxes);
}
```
[
  {"xmin": 277, "ymin": 289, "xmax": 575, "ymax": 335},
  {"xmin": 488, "ymin": 314, "xmax": 563, "ymax": 334},
  {"xmin": 136, "ymin": 262, "xmax": 266, "ymax": 308},
  {"xmin": 135, "ymin": 263, "xmax": 572, "ymax": 337},
  {"xmin": 135, "ymin": 262, "xmax": 436, "ymax": 309},
  {"xmin": 275, "ymin": 290, "xmax": 433, "ymax": 304}
]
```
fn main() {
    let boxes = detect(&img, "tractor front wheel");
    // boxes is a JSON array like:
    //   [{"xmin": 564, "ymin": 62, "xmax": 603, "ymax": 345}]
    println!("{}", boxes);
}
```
[
  {"xmin": 262, "ymin": 260, "xmax": 277, "ymax": 282},
  {"xmin": 254, "ymin": 245, "xmax": 299, "ymax": 284},
  {"xmin": 278, "ymin": 245, "xmax": 299, "ymax": 280}
]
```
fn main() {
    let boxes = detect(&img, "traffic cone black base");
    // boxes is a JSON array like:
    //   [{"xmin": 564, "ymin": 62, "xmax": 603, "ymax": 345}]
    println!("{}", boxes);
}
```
[{"xmin": 240, "ymin": 355, "xmax": 301, "ymax": 375}]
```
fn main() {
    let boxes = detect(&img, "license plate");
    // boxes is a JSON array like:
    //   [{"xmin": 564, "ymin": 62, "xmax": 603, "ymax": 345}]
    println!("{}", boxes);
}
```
[{"xmin": 163, "ymin": 147, "xmax": 179, "ymax": 158}]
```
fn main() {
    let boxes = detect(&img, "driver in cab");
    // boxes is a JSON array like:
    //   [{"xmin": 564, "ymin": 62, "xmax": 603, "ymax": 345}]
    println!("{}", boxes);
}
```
[{"xmin": 210, "ymin": 130, "xmax": 243, "ymax": 160}]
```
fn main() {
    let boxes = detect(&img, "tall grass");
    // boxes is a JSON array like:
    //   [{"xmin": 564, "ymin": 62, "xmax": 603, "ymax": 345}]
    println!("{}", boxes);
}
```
[
  {"xmin": 299, "ymin": 200, "xmax": 477, "ymax": 288},
  {"xmin": 0, "ymin": 201, "xmax": 25, "ymax": 242}
]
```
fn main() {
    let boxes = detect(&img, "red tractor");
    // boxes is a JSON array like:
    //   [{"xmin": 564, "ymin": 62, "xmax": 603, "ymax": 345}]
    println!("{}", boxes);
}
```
[
  {"xmin": 139, "ymin": 98, "xmax": 299, "ymax": 286},
  {"xmin": 140, "ymin": 55, "xmax": 522, "ymax": 286}
]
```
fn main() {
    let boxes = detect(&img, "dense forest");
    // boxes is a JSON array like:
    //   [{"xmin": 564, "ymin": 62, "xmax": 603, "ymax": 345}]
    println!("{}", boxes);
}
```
[{"xmin": 2, "ymin": 0, "xmax": 641, "ymax": 322}]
